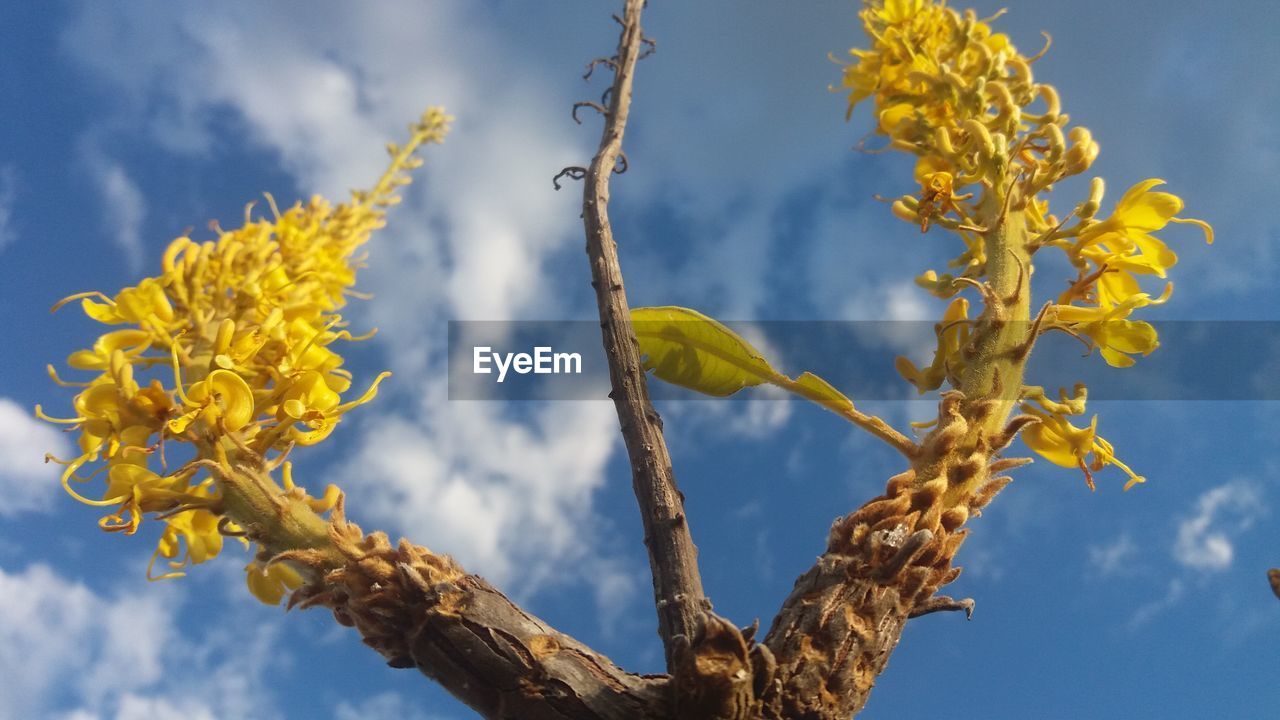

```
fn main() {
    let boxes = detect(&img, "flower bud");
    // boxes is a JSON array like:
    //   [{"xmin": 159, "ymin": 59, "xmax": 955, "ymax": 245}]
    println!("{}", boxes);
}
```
[{"xmin": 1077, "ymin": 177, "xmax": 1105, "ymax": 219}]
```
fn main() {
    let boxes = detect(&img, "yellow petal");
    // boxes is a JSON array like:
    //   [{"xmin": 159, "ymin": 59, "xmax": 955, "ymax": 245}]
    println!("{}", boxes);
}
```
[
  {"xmin": 205, "ymin": 370, "xmax": 255, "ymax": 431},
  {"xmin": 1115, "ymin": 179, "xmax": 1178, "ymax": 231}
]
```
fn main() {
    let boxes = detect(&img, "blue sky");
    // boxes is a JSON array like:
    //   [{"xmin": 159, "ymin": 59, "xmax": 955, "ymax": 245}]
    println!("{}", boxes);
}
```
[{"xmin": 1, "ymin": 1, "xmax": 1277, "ymax": 718}]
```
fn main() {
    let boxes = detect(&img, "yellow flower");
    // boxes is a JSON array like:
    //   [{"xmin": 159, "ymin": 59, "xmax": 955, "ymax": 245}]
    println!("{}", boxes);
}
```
[
  {"xmin": 245, "ymin": 559, "xmax": 305, "ymax": 605},
  {"xmin": 77, "ymin": 279, "xmax": 175, "ymax": 326},
  {"xmin": 876, "ymin": 0, "xmax": 925, "ymax": 24},
  {"xmin": 1020, "ymin": 405, "xmax": 1144, "ymax": 491},
  {"xmin": 151, "ymin": 503, "xmax": 226, "ymax": 580},
  {"xmin": 1071, "ymin": 179, "xmax": 1213, "ymax": 288},
  {"xmin": 43, "ymin": 107, "xmax": 452, "ymax": 596},
  {"xmin": 66, "ymin": 329, "xmax": 152, "ymax": 370},
  {"xmin": 842, "ymin": 2, "xmax": 1209, "ymax": 497},
  {"xmin": 1052, "ymin": 286, "xmax": 1170, "ymax": 368},
  {"xmin": 168, "ymin": 369, "xmax": 256, "ymax": 434}
]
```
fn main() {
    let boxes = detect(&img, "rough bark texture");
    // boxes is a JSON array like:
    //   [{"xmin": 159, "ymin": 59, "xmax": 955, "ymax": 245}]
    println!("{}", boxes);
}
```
[
  {"xmin": 760, "ymin": 490, "xmax": 963, "ymax": 719},
  {"xmin": 760, "ymin": 389, "xmax": 1022, "ymax": 719},
  {"xmin": 291, "ymin": 504, "xmax": 673, "ymax": 719}
]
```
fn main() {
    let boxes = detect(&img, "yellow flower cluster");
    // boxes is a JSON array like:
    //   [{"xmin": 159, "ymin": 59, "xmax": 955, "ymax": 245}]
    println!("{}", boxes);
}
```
[
  {"xmin": 1046, "ymin": 178, "xmax": 1212, "ymax": 367},
  {"xmin": 842, "ymin": 1, "xmax": 1210, "ymax": 488},
  {"xmin": 41, "ymin": 108, "xmax": 450, "ymax": 601}
]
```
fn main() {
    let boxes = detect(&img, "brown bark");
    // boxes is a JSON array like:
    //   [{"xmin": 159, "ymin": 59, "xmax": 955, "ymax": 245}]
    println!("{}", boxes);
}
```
[
  {"xmin": 290, "ymin": 504, "xmax": 673, "ymax": 719},
  {"xmin": 571, "ymin": 5, "xmax": 778, "ymax": 717},
  {"xmin": 574, "ymin": 0, "xmax": 710, "ymax": 671},
  {"xmin": 759, "ymin": 389, "xmax": 1024, "ymax": 719}
]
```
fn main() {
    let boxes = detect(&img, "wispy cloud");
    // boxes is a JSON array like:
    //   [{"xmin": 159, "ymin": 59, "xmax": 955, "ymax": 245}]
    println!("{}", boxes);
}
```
[
  {"xmin": 80, "ymin": 144, "xmax": 146, "ymax": 273},
  {"xmin": 1128, "ymin": 578, "xmax": 1185, "ymax": 630},
  {"xmin": 1172, "ymin": 481, "xmax": 1264, "ymax": 571},
  {"xmin": 0, "ymin": 562, "xmax": 281, "ymax": 718},
  {"xmin": 335, "ymin": 389, "xmax": 618, "ymax": 595},
  {"xmin": 1125, "ymin": 481, "xmax": 1267, "ymax": 628},
  {"xmin": 1087, "ymin": 533, "xmax": 1138, "ymax": 578},
  {"xmin": 333, "ymin": 692, "xmax": 455, "ymax": 720},
  {"xmin": 0, "ymin": 397, "xmax": 72, "ymax": 517},
  {"xmin": 0, "ymin": 164, "xmax": 15, "ymax": 253}
]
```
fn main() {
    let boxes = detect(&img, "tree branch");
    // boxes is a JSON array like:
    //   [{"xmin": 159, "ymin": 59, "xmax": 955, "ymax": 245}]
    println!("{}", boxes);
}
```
[
  {"xmin": 759, "ymin": 400, "xmax": 1008, "ymax": 719},
  {"xmin": 575, "ymin": 0, "xmax": 709, "ymax": 672},
  {"xmin": 284, "ymin": 499, "xmax": 673, "ymax": 719}
]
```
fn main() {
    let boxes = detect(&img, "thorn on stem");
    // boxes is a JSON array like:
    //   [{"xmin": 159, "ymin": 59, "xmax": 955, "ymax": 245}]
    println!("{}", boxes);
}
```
[
  {"xmin": 1014, "ymin": 301, "xmax": 1054, "ymax": 361},
  {"xmin": 909, "ymin": 595, "xmax": 975, "ymax": 619},
  {"xmin": 1003, "ymin": 248, "xmax": 1028, "ymax": 305},
  {"xmin": 988, "ymin": 456, "xmax": 1034, "ymax": 473},
  {"xmin": 875, "ymin": 529, "xmax": 933, "ymax": 581}
]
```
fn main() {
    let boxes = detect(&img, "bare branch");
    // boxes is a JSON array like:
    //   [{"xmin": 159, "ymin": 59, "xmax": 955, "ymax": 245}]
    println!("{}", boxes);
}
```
[{"xmin": 576, "ymin": 0, "xmax": 709, "ymax": 673}]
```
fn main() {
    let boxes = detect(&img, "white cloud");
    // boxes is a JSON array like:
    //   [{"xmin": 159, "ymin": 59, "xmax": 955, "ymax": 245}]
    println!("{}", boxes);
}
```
[
  {"xmin": 588, "ymin": 557, "xmax": 642, "ymax": 639},
  {"xmin": 0, "ymin": 564, "xmax": 101, "ymax": 716},
  {"xmin": 1128, "ymin": 578, "xmax": 1185, "ymax": 630},
  {"xmin": 0, "ymin": 562, "xmax": 280, "ymax": 719},
  {"xmin": 0, "ymin": 164, "xmax": 15, "ymax": 253},
  {"xmin": 1172, "ymin": 481, "xmax": 1265, "ymax": 571},
  {"xmin": 840, "ymin": 280, "xmax": 932, "ymax": 323},
  {"xmin": 110, "ymin": 695, "xmax": 220, "ymax": 720},
  {"xmin": 80, "ymin": 145, "xmax": 146, "ymax": 273},
  {"xmin": 1120, "ymin": 482, "xmax": 1267, "ymax": 628},
  {"xmin": 1088, "ymin": 533, "xmax": 1137, "ymax": 578},
  {"xmin": 0, "ymin": 397, "xmax": 73, "ymax": 516},
  {"xmin": 336, "ymin": 386, "xmax": 618, "ymax": 594},
  {"xmin": 333, "ymin": 691, "xmax": 454, "ymax": 720}
]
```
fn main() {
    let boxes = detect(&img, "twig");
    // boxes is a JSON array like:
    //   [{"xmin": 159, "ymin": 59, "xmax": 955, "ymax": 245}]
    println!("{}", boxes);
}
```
[
  {"xmin": 553, "ymin": 166, "xmax": 587, "ymax": 190},
  {"xmin": 578, "ymin": 0, "xmax": 708, "ymax": 672},
  {"xmin": 573, "ymin": 101, "xmax": 609, "ymax": 124},
  {"xmin": 583, "ymin": 57, "xmax": 618, "ymax": 81}
]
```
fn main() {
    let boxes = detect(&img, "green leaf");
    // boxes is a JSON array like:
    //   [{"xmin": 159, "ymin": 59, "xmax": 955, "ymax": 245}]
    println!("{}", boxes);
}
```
[
  {"xmin": 631, "ymin": 306, "xmax": 775, "ymax": 397},
  {"xmin": 631, "ymin": 306, "xmax": 856, "ymax": 413},
  {"xmin": 789, "ymin": 371, "xmax": 855, "ymax": 414}
]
